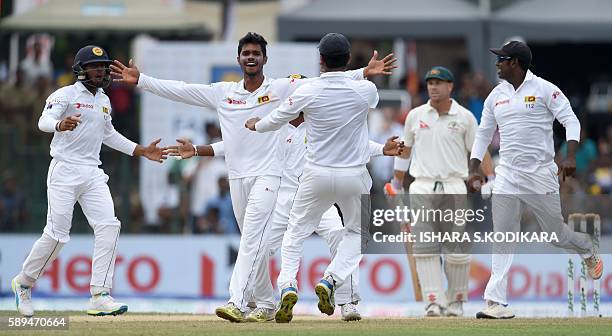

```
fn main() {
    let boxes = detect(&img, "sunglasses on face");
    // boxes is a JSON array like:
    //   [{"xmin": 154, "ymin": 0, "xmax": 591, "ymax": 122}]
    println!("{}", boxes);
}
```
[{"xmin": 496, "ymin": 55, "xmax": 513, "ymax": 63}]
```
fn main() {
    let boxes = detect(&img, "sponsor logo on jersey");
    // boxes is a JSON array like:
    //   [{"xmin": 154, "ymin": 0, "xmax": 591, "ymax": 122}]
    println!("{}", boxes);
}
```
[
  {"xmin": 46, "ymin": 102, "xmax": 53, "ymax": 109},
  {"xmin": 226, "ymin": 97, "xmax": 246, "ymax": 105},
  {"xmin": 419, "ymin": 120, "xmax": 429, "ymax": 129},
  {"xmin": 552, "ymin": 91, "xmax": 561, "ymax": 99},
  {"xmin": 524, "ymin": 96, "xmax": 536, "ymax": 102},
  {"xmin": 495, "ymin": 99, "xmax": 510, "ymax": 106},
  {"xmin": 74, "ymin": 102, "xmax": 94, "ymax": 109}
]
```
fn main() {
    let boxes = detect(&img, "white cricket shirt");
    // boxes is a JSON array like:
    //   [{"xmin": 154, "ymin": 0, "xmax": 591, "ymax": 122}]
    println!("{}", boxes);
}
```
[
  {"xmin": 211, "ymin": 122, "xmax": 384, "ymax": 192},
  {"xmin": 255, "ymin": 71, "xmax": 379, "ymax": 168},
  {"xmin": 138, "ymin": 70, "xmax": 365, "ymax": 179},
  {"xmin": 38, "ymin": 81, "xmax": 137, "ymax": 166},
  {"xmin": 471, "ymin": 70, "xmax": 580, "ymax": 173},
  {"xmin": 404, "ymin": 99, "xmax": 478, "ymax": 180}
]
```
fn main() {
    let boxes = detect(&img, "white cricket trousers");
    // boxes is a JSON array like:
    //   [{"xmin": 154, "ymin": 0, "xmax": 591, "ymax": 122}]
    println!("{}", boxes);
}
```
[
  {"xmin": 19, "ymin": 159, "xmax": 121, "ymax": 295},
  {"xmin": 484, "ymin": 163, "xmax": 593, "ymax": 305},
  {"xmin": 228, "ymin": 175, "xmax": 280, "ymax": 311},
  {"xmin": 252, "ymin": 188, "xmax": 361, "ymax": 308},
  {"xmin": 277, "ymin": 163, "xmax": 371, "ymax": 291}
]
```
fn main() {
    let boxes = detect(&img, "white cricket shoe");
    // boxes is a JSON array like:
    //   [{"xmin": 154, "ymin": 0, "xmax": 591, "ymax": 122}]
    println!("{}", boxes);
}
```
[
  {"xmin": 87, "ymin": 292, "xmax": 128, "ymax": 316},
  {"xmin": 245, "ymin": 307, "xmax": 275, "ymax": 322},
  {"xmin": 340, "ymin": 302, "xmax": 362, "ymax": 321},
  {"xmin": 445, "ymin": 301, "xmax": 464, "ymax": 317},
  {"xmin": 425, "ymin": 303, "xmax": 443, "ymax": 317},
  {"xmin": 12, "ymin": 277, "xmax": 34, "ymax": 317},
  {"xmin": 476, "ymin": 300, "xmax": 515, "ymax": 319}
]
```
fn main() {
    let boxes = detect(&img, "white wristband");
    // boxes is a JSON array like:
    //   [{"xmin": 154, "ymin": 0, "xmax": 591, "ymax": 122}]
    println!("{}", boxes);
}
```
[
  {"xmin": 394, "ymin": 157, "xmax": 411, "ymax": 171},
  {"xmin": 193, "ymin": 144, "xmax": 198, "ymax": 156}
]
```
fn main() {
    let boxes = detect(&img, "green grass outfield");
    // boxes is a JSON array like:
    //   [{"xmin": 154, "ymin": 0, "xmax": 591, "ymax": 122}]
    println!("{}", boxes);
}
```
[{"xmin": 0, "ymin": 311, "xmax": 611, "ymax": 336}]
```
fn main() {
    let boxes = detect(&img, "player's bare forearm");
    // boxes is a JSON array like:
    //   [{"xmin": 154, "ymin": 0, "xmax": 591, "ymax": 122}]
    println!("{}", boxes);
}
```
[
  {"xmin": 480, "ymin": 152, "xmax": 495, "ymax": 177},
  {"xmin": 196, "ymin": 145, "xmax": 215, "ymax": 157},
  {"xmin": 566, "ymin": 140, "xmax": 578, "ymax": 160},
  {"xmin": 469, "ymin": 158, "xmax": 482, "ymax": 175}
]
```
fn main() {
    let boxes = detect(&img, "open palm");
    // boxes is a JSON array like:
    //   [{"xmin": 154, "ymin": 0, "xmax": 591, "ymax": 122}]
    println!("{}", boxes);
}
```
[{"xmin": 110, "ymin": 59, "xmax": 140, "ymax": 85}]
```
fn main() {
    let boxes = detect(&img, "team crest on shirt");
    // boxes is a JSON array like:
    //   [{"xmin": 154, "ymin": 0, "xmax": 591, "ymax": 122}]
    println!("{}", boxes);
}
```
[
  {"xmin": 447, "ymin": 121, "xmax": 462, "ymax": 131},
  {"xmin": 257, "ymin": 94, "xmax": 270, "ymax": 104},
  {"xmin": 524, "ymin": 95, "xmax": 536, "ymax": 109},
  {"xmin": 419, "ymin": 120, "xmax": 429, "ymax": 129},
  {"xmin": 102, "ymin": 106, "xmax": 110, "ymax": 114},
  {"xmin": 257, "ymin": 94, "xmax": 278, "ymax": 105}
]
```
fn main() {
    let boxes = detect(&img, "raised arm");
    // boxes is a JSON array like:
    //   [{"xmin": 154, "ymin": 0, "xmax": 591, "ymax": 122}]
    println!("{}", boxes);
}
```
[{"xmin": 110, "ymin": 59, "xmax": 222, "ymax": 108}]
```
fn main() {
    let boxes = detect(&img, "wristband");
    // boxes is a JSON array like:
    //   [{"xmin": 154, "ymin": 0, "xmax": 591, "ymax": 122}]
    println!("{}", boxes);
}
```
[
  {"xmin": 193, "ymin": 144, "xmax": 198, "ymax": 156},
  {"xmin": 394, "ymin": 157, "xmax": 411, "ymax": 171}
]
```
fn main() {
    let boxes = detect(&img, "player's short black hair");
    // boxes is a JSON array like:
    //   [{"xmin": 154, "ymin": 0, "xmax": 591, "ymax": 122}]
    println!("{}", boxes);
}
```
[
  {"xmin": 238, "ymin": 32, "xmax": 268, "ymax": 57},
  {"xmin": 321, "ymin": 53, "xmax": 350, "ymax": 69},
  {"xmin": 517, "ymin": 58, "xmax": 530, "ymax": 72}
]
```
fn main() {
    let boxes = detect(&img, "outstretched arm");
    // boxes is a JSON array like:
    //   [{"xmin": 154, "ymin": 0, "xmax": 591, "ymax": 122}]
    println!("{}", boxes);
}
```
[
  {"xmin": 110, "ymin": 59, "xmax": 221, "ymax": 108},
  {"xmin": 163, "ymin": 139, "xmax": 224, "ymax": 159}
]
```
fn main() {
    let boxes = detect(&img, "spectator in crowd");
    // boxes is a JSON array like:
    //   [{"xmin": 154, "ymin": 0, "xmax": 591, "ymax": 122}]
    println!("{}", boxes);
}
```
[
  {"xmin": 56, "ymin": 53, "xmax": 76, "ymax": 87},
  {"xmin": 28, "ymin": 75, "xmax": 56, "ymax": 145},
  {"xmin": 203, "ymin": 176, "xmax": 238, "ymax": 234},
  {"xmin": 557, "ymin": 129, "xmax": 598, "ymax": 178},
  {"xmin": 0, "ymin": 171, "xmax": 27, "ymax": 232},
  {"xmin": 20, "ymin": 40, "xmax": 53, "ymax": 88},
  {"xmin": 194, "ymin": 206, "xmax": 224, "ymax": 234},
  {"xmin": 587, "ymin": 125, "xmax": 612, "ymax": 195},
  {"xmin": 369, "ymin": 106, "xmax": 404, "ymax": 189},
  {"xmin": 0, "ymin": 70, "xmax": 35, "ymax": 139}
]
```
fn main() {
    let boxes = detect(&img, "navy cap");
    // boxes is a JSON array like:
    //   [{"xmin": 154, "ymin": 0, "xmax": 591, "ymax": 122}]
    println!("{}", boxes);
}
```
[
  {"xmin": 425, "ymin": 66, "xmax": 455, "ymax": 82},
  {"xmin": 490, "ymin": 41, "xmax": 532, "ymax": 67},
  {"xmin": 73, "ymin": 45, "xmax": 112, "ymax": 69},
  {"xmin": 318, "ymin": 33, "xmax": 351, "ymax": 56}
]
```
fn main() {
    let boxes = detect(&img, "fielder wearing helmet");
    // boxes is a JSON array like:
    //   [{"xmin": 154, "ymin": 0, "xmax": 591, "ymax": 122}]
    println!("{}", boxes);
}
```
[{"xmin": 72, "ymin": 45, "xmax": 113, "ymax": 89}]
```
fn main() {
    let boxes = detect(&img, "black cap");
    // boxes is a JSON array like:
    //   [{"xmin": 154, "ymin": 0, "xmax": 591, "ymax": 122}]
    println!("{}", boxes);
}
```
[
  {"xmin": 73, "ymin": 45, "xmax": 112, "ymax": 70},
  {"xmin": 318, "ymin": 33, "xmax": 351, "ymax": 56},
  {"xmin": 490, "ymin": 41, "xmax": 532, "ymax": 67}
]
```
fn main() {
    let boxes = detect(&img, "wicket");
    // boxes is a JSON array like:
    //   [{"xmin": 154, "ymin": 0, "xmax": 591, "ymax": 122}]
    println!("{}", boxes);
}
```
[{"xmin": 567, "ymin": 213, "xmax": 601, "ymax": 317}]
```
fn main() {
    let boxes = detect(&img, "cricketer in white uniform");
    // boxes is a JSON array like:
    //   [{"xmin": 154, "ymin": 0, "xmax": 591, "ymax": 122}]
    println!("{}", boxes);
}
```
[
  {"xmin": 388, "ymin": 66, "xmax": 493, "ymax": 317},
  {"xmin": 110, "ymin": 32, "xmax": 394, "ymax": 322},
  {"xmin": 206, "ymin": 113, "xmax": 400, "ymax": 322},
  {"xmin": 468, "ymin": 41, "xmax": 602, "ymax": 319},
  {"xmin": 11, "ymin": 45, "xmax": 166, "ymax": 317},
  {"xmin": 247, "ymin": 33, "xmax": 379, "ymax": 323}
]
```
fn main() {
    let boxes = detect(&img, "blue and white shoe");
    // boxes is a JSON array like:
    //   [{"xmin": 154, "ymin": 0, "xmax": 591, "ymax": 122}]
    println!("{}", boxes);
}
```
[
  {"xmin": 275, "ymin": 286, "xmax": 298, "ymax": 323},
  {"xmin": 315, "ymin": 275, "xmax": 336, "ymax": 316},
  {"xmin": 87, "ymin": 292, "xmax": 128, "ymax": 316},
  {"xmin": 12, "ymin": 277, "xmax": 33, "ymax": 317}
]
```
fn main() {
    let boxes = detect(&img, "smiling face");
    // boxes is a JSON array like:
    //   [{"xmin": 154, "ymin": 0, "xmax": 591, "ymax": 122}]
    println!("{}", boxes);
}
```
[
  {"xmin": 237, "ymin": 43, "xmax": 267, "ymax": 77},
  {"xmin": 426, "ymin": 78, "xmax": 453, "ymax": 103},
  {"xmin": 83, "ymin": 62, "xmax": 111, "ymax": 88}
]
